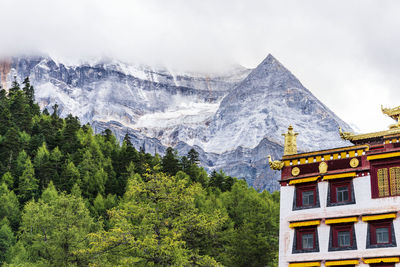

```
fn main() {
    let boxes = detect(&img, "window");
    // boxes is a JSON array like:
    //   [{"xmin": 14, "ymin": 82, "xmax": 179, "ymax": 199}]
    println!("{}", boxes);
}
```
[
  {"xmin": 376, "ymin": 227, "xmax": 389, "ymax": 244},
  {"xmin": 329, "ymin": 223, "xmax": 357, "ymax": 251},
  {"xmin": 293, "ymin": 183, "xmax": 320, "ymax": 210},
  {"xmin": 293, "ymin": 226, "xmax": 319, "ymax": 253},
  {"xmin": 327, "ymin": 179, "xmax": 355, "ymax": 206},
  {"xmin": 371, "ymin": 161, "xmax": 400, "ymax": 198},
  {"xmin": 337, "ymin": 186, "xmax": 349, "ymax": 202},
  {"xmin": 302, "ymin": 233, "xmax": 314, "ymax": 249},
  {"xmin": 367, "ymin": 219, "xmax": 396, "ymax": 248},
  {"xmin": 338, "ymin": 231, "xmax": 351, "ymax": 246},
  {"xmin": 302, "ymin": 191, "xmax": 314, "ymax": 206}
]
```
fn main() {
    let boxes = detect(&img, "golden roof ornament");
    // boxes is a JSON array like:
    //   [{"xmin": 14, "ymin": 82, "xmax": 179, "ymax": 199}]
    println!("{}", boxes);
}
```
[
  {"xmin": 381, "ymin": 105, "xmax": 400, "ymax": 129},
  {"xmin": 282, "ymin": 125, "xmax": 298, "ymax": 156},
  {"xmin": 339, "ymin": 127, "xmax": 354, "ymax": 141},
  {"xmin": 267, "ymin": 155, "xmax": 284, "ymax": 170},
  {"xmin": 339, "ymin": 105, "xmax": 400, "ymax": 142}
]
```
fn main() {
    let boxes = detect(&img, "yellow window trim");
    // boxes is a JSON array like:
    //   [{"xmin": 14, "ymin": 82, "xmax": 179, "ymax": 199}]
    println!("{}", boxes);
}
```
[
  {"xmin": 289, "ymin": 262, "xmax": 321, "ymax": 267},
  {"xmin": 362, "ymin": 213, "xmax": 397, "ymax": 221},
  {"xmin": 325, "ymin": 259, "xmax": 359, "ymax": 266},
  {"xmin": 289, "ymin": 220, "xmax": 321, "ymax": 228},
  {"xmin": 367, "ymin": 152, "xmax": 400, "ymax": 161},
  {"xmin": 323, "ymin": 172, "xmax": 356, "ymax": 180},
  {"xmin": 325, "ymin": 217, "xmax": 358, "ymax": 225},
  {"xmin": 289, "ymin": 176, "xmax": 319, "ymax": 185},
  {"xmin": 363, "ymin": 257, "xmax": 400, "ymax": 264}
]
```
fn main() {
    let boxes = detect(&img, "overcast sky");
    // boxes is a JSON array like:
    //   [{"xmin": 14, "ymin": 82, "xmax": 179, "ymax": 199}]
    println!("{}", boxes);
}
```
[{"xmin": 1, "ymin": 0, "xmax": 400, "ymax": 133}]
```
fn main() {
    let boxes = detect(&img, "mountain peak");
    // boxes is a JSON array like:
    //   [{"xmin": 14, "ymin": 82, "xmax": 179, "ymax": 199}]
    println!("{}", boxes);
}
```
[{"xmin": 254, "ymin": 53, "xmax": 289, "ymax": 75}]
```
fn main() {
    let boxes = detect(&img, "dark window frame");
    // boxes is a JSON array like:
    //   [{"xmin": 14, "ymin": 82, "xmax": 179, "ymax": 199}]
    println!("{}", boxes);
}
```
[
  {"xmin": 328, "ymin": 223, "xmax": 357, "ymax": 251},
  {"xmin": 366, "ymin": 219, "xmax": 397, "ymax": 249},
  {"xmin": 293, "ymin": 183, "xmax": 320, "ymax": 210},
  {"xmin": 292, "ymin": 226, "xmax": 319, "ymax": 254},
  {"xmin": 327, "ymin": 178, "xmax": 356, "ymax": 207}
]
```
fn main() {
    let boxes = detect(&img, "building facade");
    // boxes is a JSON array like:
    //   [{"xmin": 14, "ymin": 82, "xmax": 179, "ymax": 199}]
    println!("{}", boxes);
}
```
[{"xmin": 272, "ymin": 106, "xmax": 400, "ymax": 267}]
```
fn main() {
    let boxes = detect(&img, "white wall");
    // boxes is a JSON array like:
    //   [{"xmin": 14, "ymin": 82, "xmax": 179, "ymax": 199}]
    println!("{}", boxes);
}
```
[{"xmin": 279, "ymin": 174, "xmax": 400, "ymax": 266}]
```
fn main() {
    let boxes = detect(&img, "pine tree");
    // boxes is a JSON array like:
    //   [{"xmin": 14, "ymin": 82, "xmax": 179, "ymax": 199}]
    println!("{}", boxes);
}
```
[
  {"xmin": 0, "ymin": 183, "xmax": 20, "ymax": 231},
  {"xmin": 7, "ymin": 77, "xmax": 20, "ymax": 98},
  {"xmin": 162, "ymin": 147, "xmax": 180, "ymax": 175},
  {"xmin": 22, "ymin": 77, "xmax": 34, "ymax": 105},
  {"xmin": 0, "ymin": 219, "xmax": 16, "ymax": 264},
  {"xmin": 0, "ymin": 172, "xmax": 13, "ymax": 190},
  {"xmin": 188, "ymin": 148, "xmax": 200, "ymax": 165},
  {"xmin": 57, "ymin": 160, "xmax": 80, "ymax": 192},
  {"xmin": 33, "ymin": 143, "xmax": 52, "ymax": 190},
  {"xmin": 17, "ymin": 157, "xmax": 38, "ymax": 203}
]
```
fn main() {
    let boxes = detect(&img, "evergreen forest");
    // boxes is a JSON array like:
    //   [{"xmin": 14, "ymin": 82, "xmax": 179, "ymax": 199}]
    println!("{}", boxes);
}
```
[{"xmin": 0, "ymin": 78, "xmax": 279, "ymax": 266}]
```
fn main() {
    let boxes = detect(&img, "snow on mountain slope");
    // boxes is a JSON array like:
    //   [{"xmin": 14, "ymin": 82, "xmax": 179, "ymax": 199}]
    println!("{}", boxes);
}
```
[
  {"xmin": 203, "ymin": 54, "xmax": 352, "ymax": 153},
  {"xmin": 1, "ymin": 55, "xmax": 352, "ymax": 191}
]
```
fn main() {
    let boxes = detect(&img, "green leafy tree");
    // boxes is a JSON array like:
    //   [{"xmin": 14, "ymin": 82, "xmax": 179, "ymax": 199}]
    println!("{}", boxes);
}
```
[
  {"xmin": 220, "ymin": 181, "xmax": 279, "ymax": 266},
  {"xmin": 12, "ymin": 183, "xmax": 95, "ymax": 266},
  {"xmin": 79, "ymin": 171, "xmax": 226, "ymax": 266},
  {"xmin": 0, "ymin": 183, "xmax": 20, "ymax": 231},
  {"xmin": 0, "ymin": 219, "xmax": 16, "ymax": 264},
  {"xmin": 1, "ymin": 172, "xmax": 14, "ymax": 190}
]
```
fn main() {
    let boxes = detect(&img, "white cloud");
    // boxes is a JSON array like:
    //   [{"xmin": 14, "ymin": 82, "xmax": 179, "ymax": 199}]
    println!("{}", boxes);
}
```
[{"xmin": 1, "ymin": 0, "xmax": 400, "ymax": 133}]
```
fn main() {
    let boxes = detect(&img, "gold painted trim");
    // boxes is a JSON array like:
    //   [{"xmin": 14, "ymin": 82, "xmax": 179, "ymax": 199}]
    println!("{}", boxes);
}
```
[
  {"xmin": 289, "ymin": 220, "xmax": 321, "ymax": 228},
  {"xmin": 289, "ymin": 176, "xmax": 319, "ymax": 185},
  {"xmin": 289, "ymin": 262, "xmax": 321, "ymax": 267},
  {"xmin": 363, "ymin": 257, "xmax": 400, "ymax": 264},
  {"xmin": 362, "ymin": 213, "xmax": 397, "ymax": 221},
  {"xmin": 367, "ymin": 152, "xmax": 400, "ymax": 161},
  {"xmin": 325, "ymin": 259, "xmax": 359, "ymax": 266},
  {"xmin": 340, "ymin": 127, "xmax": 400, "ymax": 141},
  {"xmin": 325, "ymin": 217, "xmax": 358, "ymax": 224},
  {"xmin": 323, "ymin": 172, "xmax": 356, "ymax": 180},
  {"xmin": 282, "ymin": 145, "xmax": 369, "ymax": 160}
]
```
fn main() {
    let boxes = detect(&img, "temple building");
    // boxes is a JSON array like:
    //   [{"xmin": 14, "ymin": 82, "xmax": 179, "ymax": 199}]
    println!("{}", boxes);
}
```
[{"xmin": 270, "ymin": 106, "xmax": 400, "ymax": 267}]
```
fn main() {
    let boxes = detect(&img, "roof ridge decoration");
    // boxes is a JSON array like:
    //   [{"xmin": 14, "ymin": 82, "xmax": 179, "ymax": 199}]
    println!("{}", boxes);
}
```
[
  {"xmin": 382, "ymin": 104, "xmax": 400, "ymax": 127},
  {"xmin": 282, "ymin": 125, "xmax": 298, "ymax": 156},
  {"xmin": 339, "ymin": 105, "xmax": 400, "ymax": 142},
  {"xmin": 267, "ymin": 155, "xmax": 284, "ymax": 170}
]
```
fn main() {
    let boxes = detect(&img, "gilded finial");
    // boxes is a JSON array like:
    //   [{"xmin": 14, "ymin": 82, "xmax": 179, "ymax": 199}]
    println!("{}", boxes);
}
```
[
  {"xmin": 381, "ymin": 104, "xmax": 400, "ymax": 129},
  {"xmin": 267, "ymin": 155, "xmax": 284, "ymax": 170},
  {"xmin": 339, "ymin": 127, "xmax": 354, "ymax": 141},
  {"xmin": 282, "ymin": 125, "xmax": 298, "ymax": 156}
]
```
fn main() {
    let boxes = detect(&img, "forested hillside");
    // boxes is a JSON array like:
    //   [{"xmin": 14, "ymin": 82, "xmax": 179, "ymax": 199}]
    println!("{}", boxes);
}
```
[{"xmin": 0, "ymin": 78, "xmax": 279, "ymax": 266}]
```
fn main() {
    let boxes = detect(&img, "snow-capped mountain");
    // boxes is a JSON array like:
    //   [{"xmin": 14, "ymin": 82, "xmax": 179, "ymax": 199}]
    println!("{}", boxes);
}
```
[{"xmin": 0, "ymin": 54, "xmax": 351, "ymax": 191}]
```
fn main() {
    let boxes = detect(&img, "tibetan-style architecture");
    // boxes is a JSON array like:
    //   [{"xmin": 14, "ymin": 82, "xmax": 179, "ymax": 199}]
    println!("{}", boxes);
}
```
[{"xmin": 271, "ymin": 106, "xmax": 400, "ymax": 267}]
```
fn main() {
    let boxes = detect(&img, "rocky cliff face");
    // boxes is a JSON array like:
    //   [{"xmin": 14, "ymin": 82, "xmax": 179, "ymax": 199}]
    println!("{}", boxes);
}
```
[
  {"xmin": 3, "ymin": 54, "xmax": 351, "ymax": 191},
  {"xmin": 0, "ymin": 59, "xmax": 11, "ymax": 89}
]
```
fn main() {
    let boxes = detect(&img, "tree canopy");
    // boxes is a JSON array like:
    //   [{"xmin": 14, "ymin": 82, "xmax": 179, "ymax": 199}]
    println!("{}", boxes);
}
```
[{"xmin": 0, "ymin": 79, "xmax": 279, "ymax": 266}]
